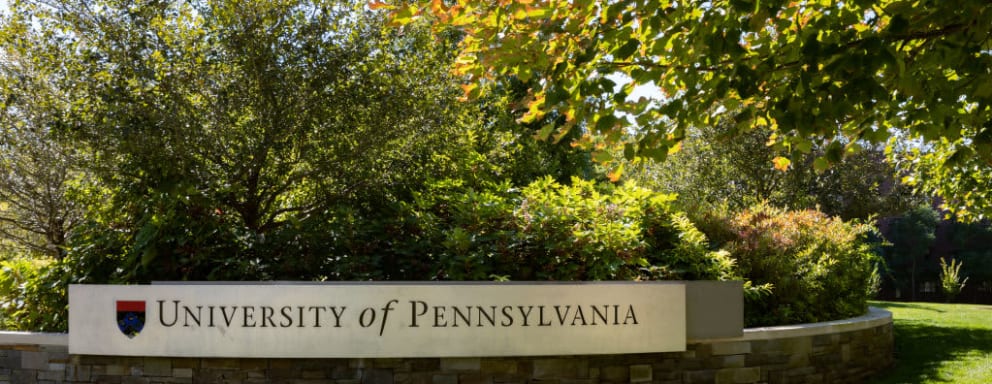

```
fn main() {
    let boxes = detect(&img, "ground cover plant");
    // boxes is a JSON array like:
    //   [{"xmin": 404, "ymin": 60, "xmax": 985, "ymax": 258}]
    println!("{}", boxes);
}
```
[{"xmin": 871, "ymin": 301, "xmax": 992, "ymax": 384}]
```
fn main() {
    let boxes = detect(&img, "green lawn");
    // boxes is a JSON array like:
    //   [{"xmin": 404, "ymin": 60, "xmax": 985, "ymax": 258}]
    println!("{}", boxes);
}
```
[{"xmin": 870, "ymin": 301, "xmax": 992, "ymax": 384}]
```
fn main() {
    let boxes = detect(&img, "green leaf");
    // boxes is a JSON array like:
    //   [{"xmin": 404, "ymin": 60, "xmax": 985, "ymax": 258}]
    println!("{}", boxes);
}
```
[
  {"xmin": 613, "ymin": 39, "xmax": 641, "ymax": 60},
  {"xmin": 595, "ymin": 114, "xmax": 618, "ymax": 133},
  {"xmin": 592, "ymin": 151, "xmax": 613, "ymax": 163},
  {"xmin": 813, "ymin": 157, "xmax": 830, "ymax": 172},
  {"xmin": 535, "ymin": 123, "xmax": 555, "ymax": 141}
]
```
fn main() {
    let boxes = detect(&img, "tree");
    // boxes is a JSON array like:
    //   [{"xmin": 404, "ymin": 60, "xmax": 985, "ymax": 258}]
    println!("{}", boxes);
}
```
[
  {"xmin": 1, "ymin": 0, "xmax": 489, "ymax": 280},
  {"xmin": 0, "ymin": 45, "xmax": 87, "ymax": 259},
  {"xmin": 2, "ymin": 0, "xmax": 600, "ymax": 281},
  {"xmin": 383, "ymin": 0, "xmax": 992, "ymax": 219},
  {"xmin": 629, "ymin": 120, "xmax": 921, "ymax": 220}
]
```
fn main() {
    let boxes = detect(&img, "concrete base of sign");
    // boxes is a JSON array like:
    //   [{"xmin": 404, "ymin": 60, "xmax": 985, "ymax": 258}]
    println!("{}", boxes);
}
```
[{"xmin": 0, "ymin": 307, "xmax": 893, "ymax": 384}]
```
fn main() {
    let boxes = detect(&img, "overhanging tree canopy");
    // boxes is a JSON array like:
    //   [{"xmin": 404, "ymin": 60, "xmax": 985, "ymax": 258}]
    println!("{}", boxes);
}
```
[{"xmin": 382, "ymin": 0, "xmax": 992, "ymax": 219}]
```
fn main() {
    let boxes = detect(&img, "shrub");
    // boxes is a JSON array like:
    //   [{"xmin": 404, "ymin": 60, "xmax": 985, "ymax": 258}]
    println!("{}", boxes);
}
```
[
  {"xmin": 431, "ymin": 177, "xmax": 737, "ymax": 281},
  {"xmin": 0, "ymin": 258, "xmax": 68, "ymax": 331},
  {"xmin": 939, "ymin": 257, "xmax": 968, "ymax": 302},
  {"xmin": 695, "ymin": 203, "xmax": 877, "ymax": 326}
]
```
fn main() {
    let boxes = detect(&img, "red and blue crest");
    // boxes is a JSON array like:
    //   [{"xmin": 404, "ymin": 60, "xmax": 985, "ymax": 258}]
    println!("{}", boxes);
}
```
[{"xmin": 116, "ymin": 300, "xmax": 145, "ymax": 338}]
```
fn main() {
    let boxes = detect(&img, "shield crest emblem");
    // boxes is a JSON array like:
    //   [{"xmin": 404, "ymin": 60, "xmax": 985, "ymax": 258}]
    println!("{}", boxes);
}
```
[{"xmin": 116, "ymin": 300, "xmax": 145, "ymax": 338}]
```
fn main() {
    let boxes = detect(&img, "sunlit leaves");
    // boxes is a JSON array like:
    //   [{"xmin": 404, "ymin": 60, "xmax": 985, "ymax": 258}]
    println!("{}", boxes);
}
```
[{"xmin": 383, "ymin": 0, "xmax": 992, "ymax": 219}]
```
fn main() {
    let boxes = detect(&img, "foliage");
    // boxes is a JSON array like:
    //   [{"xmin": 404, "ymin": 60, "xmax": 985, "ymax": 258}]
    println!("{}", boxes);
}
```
[
  {"xmin": 938, "ymin": 258, "xmax": 968, "ymax": 302},
  {"xmin": 1, "ymin": 0, "xmax": 487, "ymax": 281},
  {"xmin": 0, "ymin": 257, "xmax": 67, "ymax": 331},
  {"xmin": 947, "ymin": 220, "xmax": 992, "ymax": 290},
  {"xmin": 0, "ymin": 50, "xmax": 87, "ymax": 259},
  {"xmin": 867, "ymin": 263, "xmax": 883, "ymax": 299},
  {"xmin": 628, "ymin": 121, "xmax": 922, "ymax": 220},
  {"xmin": 420, "ymin": 176, "xmax": 735, "ymax": 281},
  {"xmin": 882, "ymin": 205, "xmax": 940, "ymax": 300},
  {"xmin": 695, "ymin": 203, "xmax": 878, "ymax": 326},
  {"xmin": 384, "ymin": 0, "xmax": 992, "ymax": 220}
]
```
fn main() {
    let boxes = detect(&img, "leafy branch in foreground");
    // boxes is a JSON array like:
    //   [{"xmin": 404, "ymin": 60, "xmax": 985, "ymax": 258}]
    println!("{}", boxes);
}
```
[{"xmin": 381, "ymin": 0, "xmax": 992, "ymax": 220}]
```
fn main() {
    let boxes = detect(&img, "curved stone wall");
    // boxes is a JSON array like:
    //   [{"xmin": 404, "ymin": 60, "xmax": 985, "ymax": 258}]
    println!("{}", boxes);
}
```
[{"xmin": 0, "ymin": 308, "xmax": 893, "ymax": 384}]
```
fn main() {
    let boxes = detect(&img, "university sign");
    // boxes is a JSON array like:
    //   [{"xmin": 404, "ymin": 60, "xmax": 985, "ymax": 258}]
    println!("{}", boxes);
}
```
[{"xmin": 69, "ymin": 283, "xmax": 686, "ymax": 358}]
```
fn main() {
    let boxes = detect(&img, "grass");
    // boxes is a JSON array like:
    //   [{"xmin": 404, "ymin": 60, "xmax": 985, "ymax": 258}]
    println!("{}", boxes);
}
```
[{"xmin": 870, "ymin": 301, "xmax": 992, "ymax": 384}]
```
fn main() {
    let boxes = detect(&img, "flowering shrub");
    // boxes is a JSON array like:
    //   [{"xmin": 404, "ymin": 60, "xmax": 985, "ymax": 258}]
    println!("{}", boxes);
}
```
[{"xmin": 695, "ymin": 203, "xmax": 878, "ymax": 326}]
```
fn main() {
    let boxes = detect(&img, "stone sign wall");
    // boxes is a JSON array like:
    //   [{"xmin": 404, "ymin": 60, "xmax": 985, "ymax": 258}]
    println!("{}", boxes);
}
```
[
  {"xmin": 0, "ymin": 308, "xmax": 893, "ymax": 384},
  {"xmin": 70, "ymin": 283, "xmax": 686, "ymax": 357}
]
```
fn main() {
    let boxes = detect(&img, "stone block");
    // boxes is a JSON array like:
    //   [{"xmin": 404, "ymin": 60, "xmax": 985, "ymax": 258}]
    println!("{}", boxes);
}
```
[
  {"xmin": 480, "ymin": 360, "xmax": 517, "ymax": 375},
  {"xmin": 302, "ymin": 370, "xmax": 327, "ymax": 379},
  {"xmin": 432, "ymin": 373, "xmax": 458, "ymax": 384},
  {"xmin": 12, "ymin": 369, "xmax": 37, "ymax": 384},
  {"xmin": 586, "ymin": 367, "xmax": 599, "ymax": 380},
  {"xmin": 682, "ymin": 370, "xmax": 715, "ymax": 384},
  {"xmin": 363, "ymin": 368, "xmax": 394, "ymax": 384},
  {"xmin": 143, "ymin": 358, "xmax": 171, "ymax": 377},
  {"xmin": 812, "ymin": 334, "xmax": 839, "ymax": 347},
  {"xmin": 441, "ymin": 358, "xmax": 480, "ymax": 372},
  {"xmin": 332, "ymin": 366, "xmax": 361, "ymax": 379},
  {"xmin": 91, "ymin": 374, "xmax": 123, "ymax": 383},
  {"xmin": 21, "ymin": 351, "xmax": 49, "ymax": 370},
  {"xmin": 153, "ymin": 378, "xmax": 193, "ymax": 384},
  {"xmin": 375, "ymin": 359, "xmax": 407, "ymax": 369},
  {"xmin": 721, "ymin": 355, "xmax": 745, "ymax": 369},
  {"xmin": 0, "ymin": 350, "xmax": 18, "ymax": 370},
  {"xmin": 78, "ymin": 356, "xmax": 116, "ymax": 365},
  {"xmin": 46, "ymin": 352, "xmax": 69, "ymax": 365},
  {"xmin": 120, "ymin": 376, "xmax": 150, "ymax": 384},
  {"xmin": 629, "ymin": 365, "xmax": 652, "ymax": 383},
  {"xmin": 246, "ymin": 369, "xmax": 266, "ymax": 379},
  {"xmin": 782, "ymin": 338, "xmax": 812, "ymax": 368},
  {"xmin": 598, "ymin": 366, "xmax": 628, "ymax": 383},
  {"xmin": 652, "ymin": 359, "xmax": 676, "ymax": 372},
  {"xmin": 710, "ymin": 342, "xmax": 751, "ymax": 356},
  {"xmin": 47, "ymin": 363, "xmax": 65, "ymax": 373},
  {"xmin": 459, "ymin": 373, "xmax": 493, "ymax": 384},
  {"xmin": 715, "ymin": 367, "xmax": 760, "ymax": 384},
  {"xmin": 201, "ymin": 358, "xmax": 239, "ymax": 369},
  {"xmin": 37, "ymin": 370, "xmax": 62, "ymax": 381},
  {"xmin": 66, "ymin": 364, "xmax": 91, "ymax": 381},
  {"xmin": 532, "ymin": 359, "xmax": 587, "ymax": 379},
  {"xmin": 268, "ymin": 367, "xmax": 300, "ymax": 379},
  {"xmin": 745, "ymin": 351, "xmax": 790, "ymax": 367},
  {"xmin": 171, "ymin": 359, "xmax": 199, "ymax": 369},
  {"xmin": 172, "ymin": 368, "xmax": 193, "ymax": 378},
  {"xmin": 409, "ymin": 372, "xmax": 433, "ymax": 384},
  {"xmin": 653, "ymin": 370, "xmax": 681, "ymax": 382},
  {"xmin": 200, "ymin": 367, "xmax": 247, "ymax": 381},
  {"xmin": 410, "ymin": 359, "xmax": 440, "ymax": 372},
  {"xmin": 559, "ymin": 379, "xmax": 595, "ymax": 384},
  {"xmin": 106, "ymin": 364, "xmax": 128, "ymax": 376},
  {"xmin": 239, "ymin": 359, "xmax": 268, "ymax": 370}
]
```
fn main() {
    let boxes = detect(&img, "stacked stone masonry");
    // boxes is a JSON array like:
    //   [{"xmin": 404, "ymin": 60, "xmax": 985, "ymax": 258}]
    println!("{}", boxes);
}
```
[{"xmin": 0, "ymin": 309, "xmax": 893, "ymax": 384}]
